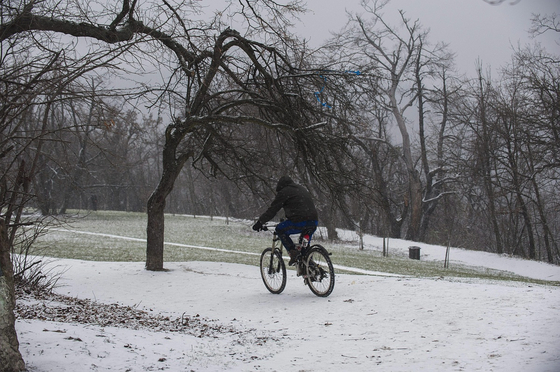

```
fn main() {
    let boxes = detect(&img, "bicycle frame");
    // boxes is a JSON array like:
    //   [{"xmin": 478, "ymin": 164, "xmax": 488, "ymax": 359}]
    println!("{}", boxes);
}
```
[
  {"xmin": 264, "ymin": 223, "xmax": 312, "ymax": 248},
  {"xmin": 264, "ymin": 223, "xmax": 311, "ymax": 276},
  {"xmin": 268, "ymin": 229, "xmax": 283, "ymax": 274}
]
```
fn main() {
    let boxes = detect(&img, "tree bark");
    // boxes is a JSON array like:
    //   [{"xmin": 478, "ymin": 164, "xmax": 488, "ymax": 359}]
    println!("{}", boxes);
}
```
[
  {"xmin": 0, "ymin": 219, "xmax": 26, "ymax": 372},
  {"xmin": 406, "ymin": 174, "xmax": 423, "ymax": 241},
  {"xmin": 321, "ymin": 205, "xmax": 339, "ymax": 242},
  {"xmin": 372, "ymin": 148, "xmax": 404, "ymax": 239},
  {"xmin": 145, "ymin": 127, "xmax": 192, "ymax": 271},
  {"xmin": 146, "ymin": 194, "xmax": 166, "ymax": 271},
  {"xmin": 390, "ymin": 95, "xmax": 423, "ymax": 241}
]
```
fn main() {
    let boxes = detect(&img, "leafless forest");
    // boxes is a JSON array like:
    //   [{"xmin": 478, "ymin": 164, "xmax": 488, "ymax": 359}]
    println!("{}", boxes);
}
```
[{"xmin": 2, "ymin": 1, "xmax": 558, "ymax": 265}]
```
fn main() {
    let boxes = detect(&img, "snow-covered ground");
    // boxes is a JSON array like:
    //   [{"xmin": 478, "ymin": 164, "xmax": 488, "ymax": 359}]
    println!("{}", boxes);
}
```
[{"xmin": 15, "ymin": 240, "xmax": 560, "ymax": 372}]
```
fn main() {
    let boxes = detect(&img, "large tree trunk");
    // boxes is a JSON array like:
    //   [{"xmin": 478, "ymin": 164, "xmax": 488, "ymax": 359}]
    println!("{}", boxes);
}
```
[
  {"xmin": 390, "ymin": 94, "xmax": 423, "ymax": 241},
  {"xmin": 406, "ymin": 174, "xmax": 423, "ymax": 241},
  {"xmin": 146, "ymin": 165, "xmax": 183, "ymax": 271},
  {"xmin": 0, "ymin": 218, "xmax": 26, "ymax": 372},
  {"xmin": 373, "ymin": 150, "xmax": 404, "ymax": 239},
  {"xmin": 321, "ymin": 205, "xmax": 339, "ymax": 242},
  {"xmin": 145, "ymin": 128, "xmax": 192, "ymax": 271},
  {"xmin": 146, "ymin": 191, "xmax": 167, "ymax": 271}
]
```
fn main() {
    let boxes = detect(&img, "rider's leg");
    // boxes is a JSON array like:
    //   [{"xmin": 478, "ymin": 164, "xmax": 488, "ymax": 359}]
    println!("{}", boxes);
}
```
[
  {"xmin": 276, "ymin": 220, "xmax": 298, "ymax": 265},
  {"xmin": 276, "ymin": 220, "xmax": 318, "ymax": 266},
  {"xmin": 276, "ymin": 222, "xmax": 295, "ymax": 250}
]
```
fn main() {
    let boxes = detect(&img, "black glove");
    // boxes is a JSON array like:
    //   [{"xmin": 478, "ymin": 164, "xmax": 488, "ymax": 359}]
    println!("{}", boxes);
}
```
[{"xmin": 252, "ymin": 220, "xmax": 263, "ymax": 231}]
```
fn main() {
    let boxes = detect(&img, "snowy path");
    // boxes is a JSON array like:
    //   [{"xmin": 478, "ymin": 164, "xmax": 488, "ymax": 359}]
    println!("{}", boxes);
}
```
[{"xmin": 16, "ymin": 259, "xmax": 560, "ymax": 372}]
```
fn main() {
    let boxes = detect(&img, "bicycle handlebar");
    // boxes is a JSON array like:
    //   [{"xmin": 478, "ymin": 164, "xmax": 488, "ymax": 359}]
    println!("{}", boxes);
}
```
[{"xmin": 262, "ymin": 223, "xmax": 278, "ymax": 231}]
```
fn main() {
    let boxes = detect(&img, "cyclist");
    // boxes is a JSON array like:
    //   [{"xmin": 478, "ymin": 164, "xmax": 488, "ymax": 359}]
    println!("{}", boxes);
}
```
[{"xmin": 252, "ymin": 175, "xmax": 318, "ymax": 265}]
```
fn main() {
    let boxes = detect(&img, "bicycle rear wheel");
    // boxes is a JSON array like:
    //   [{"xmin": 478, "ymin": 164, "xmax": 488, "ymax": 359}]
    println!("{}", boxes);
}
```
[
  {"xmin": 260, "ymin": 247, "xmax": 286, "ymax": 294},
  {"xmin": 305, "ymin": 245, "xmax": 335, "ymax": 297}
]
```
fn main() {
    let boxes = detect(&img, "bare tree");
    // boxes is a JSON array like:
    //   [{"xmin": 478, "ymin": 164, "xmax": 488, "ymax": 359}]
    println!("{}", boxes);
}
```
[
  {"xmin": 1, "ymin": 0, "xmax": 346, "ymax": 269},
  {"xmin": 0, "ymin": 219, "xmax": 25, "ymax": 372},
  {"xmin": 1, "ymin": 4, "xmax": 136, "ymax": 367},
  {"xmin": 329, "ymin": 0, "xmax": 450, "ymax": 240},
  {"xmin": 530, "ymin": 13, "xmax": 560, "ymax": 36},
  {"xmin": 445, "ymin": 45, "xmax": 559, "ymax": 263},
  {"xmin": 0, "ymin": 0, "xmax": 337, "ymax": 366}
]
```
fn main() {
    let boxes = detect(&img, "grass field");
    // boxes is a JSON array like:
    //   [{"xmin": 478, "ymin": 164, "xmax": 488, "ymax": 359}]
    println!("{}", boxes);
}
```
[{"xmin": 31, "ymin": 210, "xmax": 558, "ymax": 285}]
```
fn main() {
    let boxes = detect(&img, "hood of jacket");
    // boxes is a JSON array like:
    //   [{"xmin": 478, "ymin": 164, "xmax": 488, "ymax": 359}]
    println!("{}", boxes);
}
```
[{"xmin": 275, "ymin": 175, "xmax": 294, "ymax": 192}]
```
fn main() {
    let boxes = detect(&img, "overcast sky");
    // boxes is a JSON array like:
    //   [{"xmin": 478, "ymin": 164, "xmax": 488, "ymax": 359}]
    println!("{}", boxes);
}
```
[{"xmin": 292, "ymin": 0, "xmax": 559, "ymax": 76}]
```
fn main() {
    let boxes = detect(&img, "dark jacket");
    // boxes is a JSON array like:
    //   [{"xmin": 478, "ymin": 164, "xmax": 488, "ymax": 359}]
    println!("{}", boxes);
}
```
[{"xmin": 259, "ymin": 176, "xmax": 318, "ymax": 223}]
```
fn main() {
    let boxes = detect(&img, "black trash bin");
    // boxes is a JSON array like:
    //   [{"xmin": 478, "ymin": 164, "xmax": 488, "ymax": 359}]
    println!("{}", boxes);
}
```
[{"xmin": 409, "ymin": 246, "xmax": 421, "ymax": 260}]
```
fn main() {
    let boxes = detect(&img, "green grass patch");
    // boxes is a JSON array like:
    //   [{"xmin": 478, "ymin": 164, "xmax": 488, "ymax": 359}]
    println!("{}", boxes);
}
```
[{"xmin": 32, "ymin": 210, "xmax": 559, "ymax": 286}]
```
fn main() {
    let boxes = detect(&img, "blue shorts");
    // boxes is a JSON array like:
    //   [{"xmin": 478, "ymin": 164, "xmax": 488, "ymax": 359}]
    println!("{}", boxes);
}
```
[{"xmin": 275, "ymin": 219, "xmax": 318, "ymax": 250}]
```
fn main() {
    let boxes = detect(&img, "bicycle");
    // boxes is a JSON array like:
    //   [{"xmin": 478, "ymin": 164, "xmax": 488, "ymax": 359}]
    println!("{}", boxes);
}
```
[{"xmin": 259, "ymin": 223, "xmax": 335, "ymax": 297}]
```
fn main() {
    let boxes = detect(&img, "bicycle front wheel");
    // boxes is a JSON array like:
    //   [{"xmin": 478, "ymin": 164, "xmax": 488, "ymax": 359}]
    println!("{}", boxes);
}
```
[
  {"xmin": 305, "ymin": 245, "xmax": 335, "ymax": 297},
  {"xmin": 260, "ymin": 247, "xmax": 286, "ymax": 294}
]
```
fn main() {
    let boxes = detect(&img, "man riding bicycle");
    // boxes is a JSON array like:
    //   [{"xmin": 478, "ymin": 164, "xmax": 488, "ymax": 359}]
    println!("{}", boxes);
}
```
[{"xmin": 253, "ymin": 176, "xmax": 318, "ymax": 266}]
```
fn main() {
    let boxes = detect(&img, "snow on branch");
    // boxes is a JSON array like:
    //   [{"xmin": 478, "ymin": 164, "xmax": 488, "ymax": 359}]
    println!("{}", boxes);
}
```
[{"xmin": 422, "ymin": 191, "xmax": 456, "ymax": 204}]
